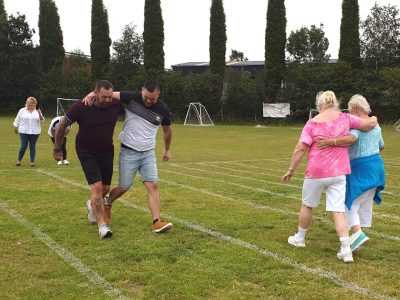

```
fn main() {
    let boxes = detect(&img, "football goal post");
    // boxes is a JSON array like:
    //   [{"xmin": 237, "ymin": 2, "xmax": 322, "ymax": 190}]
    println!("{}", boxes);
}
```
[
  {"xmin": 184, "ymin": 102, "xmax": 214, "ymax": 126},
  {"xmin": 394, "ymin": 118, "xmax": 400, "ymax": 131},
  {"xmin": 56, "ymin": 98, "xmax": 79, "ymax": 116}
]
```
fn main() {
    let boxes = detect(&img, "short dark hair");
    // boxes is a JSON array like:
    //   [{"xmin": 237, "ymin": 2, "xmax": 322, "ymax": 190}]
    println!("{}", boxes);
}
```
[
  {"xmin": 143, "ymin": 80, "xmax": 159, "ymax": 93},
  {"xmin": 95, "ymin": 80, "xmax": 113, "ymax": 91}
]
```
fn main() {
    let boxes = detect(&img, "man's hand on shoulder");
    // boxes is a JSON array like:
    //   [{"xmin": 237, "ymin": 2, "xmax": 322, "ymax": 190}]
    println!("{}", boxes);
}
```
[{"xmin": 82, "ymin": 91, "xmax": 96, "ymax": 106}]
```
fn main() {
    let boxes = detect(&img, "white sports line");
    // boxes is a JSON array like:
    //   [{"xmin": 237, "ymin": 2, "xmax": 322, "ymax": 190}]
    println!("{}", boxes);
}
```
[
  {"xmin": 161, "ymin": 167, "xmax": 400, "ymax": 223},
  {"xmin": 35, "ymin": 168, "xmax": 397, "ymax": 300},
  {"xmin": 0, "ymin": 201, "xmax": 128, "ymax": 300}
]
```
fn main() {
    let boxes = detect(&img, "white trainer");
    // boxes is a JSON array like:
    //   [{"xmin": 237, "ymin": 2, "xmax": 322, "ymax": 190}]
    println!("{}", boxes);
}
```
[
  {"xmin": 337, "ymin": 248, "xmax": 353, "ymax": 263},
  {"xmin": 288, "ymin": 234, "xmax": 305, "ymax": 247},
  {"xmin": 98, "ymin": 224, "xmax": 112, "ymax": 239},
  {"xmin": 57, "ymin": 160, "xmax": 62, "ymax": 166},
  {"xmin": 86, "ymin": 200, "xmax": 96, "ymax": 224},
  {"xmin": 63, "ymin": 159, "xmax": 70, "ymax": 165}
]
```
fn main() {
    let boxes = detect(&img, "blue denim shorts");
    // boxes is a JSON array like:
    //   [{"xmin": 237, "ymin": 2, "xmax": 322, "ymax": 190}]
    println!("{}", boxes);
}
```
[{"xmin": 118, "ymin": 146, "xmax": 158, "ymax": 189}]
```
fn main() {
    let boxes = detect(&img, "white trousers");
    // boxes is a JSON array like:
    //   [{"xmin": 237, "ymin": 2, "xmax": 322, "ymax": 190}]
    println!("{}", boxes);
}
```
[{"xmin": 345, "ymin": 188, "xmax": 376, "ymax": 228}]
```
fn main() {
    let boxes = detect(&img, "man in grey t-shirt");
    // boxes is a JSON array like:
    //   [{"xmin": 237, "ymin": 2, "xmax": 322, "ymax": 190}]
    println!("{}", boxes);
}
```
[{"xmin": 87, "ymin": 80, "xmax": 173, "ymax": 234}]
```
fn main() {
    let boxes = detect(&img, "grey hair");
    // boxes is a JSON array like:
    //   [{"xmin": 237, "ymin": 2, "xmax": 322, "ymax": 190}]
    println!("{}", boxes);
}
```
[
  {"xmin": 348, "ymin": 94, "xmax": 371, "ymax": 114},
  {"xmin": 315, "ymin": 90, "xmax": 339, "ymax": 112}
]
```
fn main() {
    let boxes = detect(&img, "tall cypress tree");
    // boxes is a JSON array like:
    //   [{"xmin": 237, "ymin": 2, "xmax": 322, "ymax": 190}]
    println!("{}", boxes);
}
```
[
  {"xmin": 0, "ymin": 0, "xmax": 7, "ymax": 54},
  {"xmin": 38, "ymin": 0, "xmax": 65, "ymax": 73},
  {"xmin": 338, "ymin": 0, "xmax": 361, "ymax": 68},
  {"xmin": 143, "ymin": 0, "xmax": 165, "ymax": 76},
  {"xmin": 264, "ymin": 0, "xmax": 286, "ymax": 102},
  {"xmin": 0, "ymin": 0, "xmax": 8, "ymax": 110},
  {"xmin": 209, "ymin": 0, "xmax": 226, "ymax": 78},
  {"xmin": 0, "ymin": 0, "xmax": 5, "ymax": 16},
  {"xmin": 91, "ymin": 0, "xmax": 111, "ymax": 79}
]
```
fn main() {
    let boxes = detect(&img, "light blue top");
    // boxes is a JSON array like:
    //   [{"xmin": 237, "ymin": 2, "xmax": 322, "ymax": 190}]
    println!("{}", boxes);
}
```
[{"xmin": 348, "ymin": 124, "xmax": 384, "ymax": 160}]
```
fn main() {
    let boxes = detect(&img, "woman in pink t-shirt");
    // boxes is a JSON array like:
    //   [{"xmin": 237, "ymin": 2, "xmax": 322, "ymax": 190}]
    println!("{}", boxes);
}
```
[{"xmin": 281, "ymin": 91, "xmax": 377, "ymax": 263}]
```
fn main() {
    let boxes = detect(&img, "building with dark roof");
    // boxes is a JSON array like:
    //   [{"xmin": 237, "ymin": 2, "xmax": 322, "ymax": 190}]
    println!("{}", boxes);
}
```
[{"xmin": 171, "ymin": 60, "xmax": 338, "ymax": 76}]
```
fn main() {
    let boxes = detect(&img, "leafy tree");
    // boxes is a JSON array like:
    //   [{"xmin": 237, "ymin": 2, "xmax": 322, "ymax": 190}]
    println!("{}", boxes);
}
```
[
  {"xmin": 112, "ymin": 23, "xmax": 143, "ymax": 69},
  {"xmin": 0, "ymin": 13, "xmax": 39, "ymax": 112},
  {"xmin": 287, "ymin": 24, "xmax": 330, "ymax": 63},
  {"xmin": 67, "ymin": 49, "xmax": 89, "ymax": 69},
  {"xmin": 91, "ymin": 0, "xmax": 111, "ymax": 79},
  {"xmin": 338, "ymin": 0, "xmax": 361, "ymax": 68},
  {"xmin": 361, "ymin": 3, "xmax": 400, "ymax": 69},
  {"xmin": 229, "ymin": 49, "xmax": 248, "ymax": 62},
  {"xmin": 209, "ymin": 0, "xmax": 226, "ymax": 78},
  {"xmin": 38, "ymin": 0, "xmax": 65, "ymax": 73},
  {"xmin": 264, "ymin": 0, "xmax": 287, "ymax": 101},
  {"xmin": 109, "ymin": 23, "xmax": 144, "ymax": 88},
  {"xmin": 143, "ymin": 0, "xmax": 164, "ymax": 76},
  {"xmin": 0, "ymin": 0, "xmax": 8, "ymax": 64}
]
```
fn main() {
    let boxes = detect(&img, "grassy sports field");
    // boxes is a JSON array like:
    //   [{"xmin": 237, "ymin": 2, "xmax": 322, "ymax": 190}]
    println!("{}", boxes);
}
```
[{"xmin": 0, "ymin": 116, "xmax": 399, "ymax": 300}]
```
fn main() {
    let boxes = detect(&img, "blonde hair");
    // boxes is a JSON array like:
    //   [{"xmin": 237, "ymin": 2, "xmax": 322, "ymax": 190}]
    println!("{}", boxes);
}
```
[
  {"xmin": 315, "ymin": 90, "xmax": 339, "ymax": 112},
  {"xmin": 348, "ymin": 94, "xmax": 371, "ymax": 114},
  {"xmin": 25, "ymin": 96, "xmax": 37, "ymax": 108}
]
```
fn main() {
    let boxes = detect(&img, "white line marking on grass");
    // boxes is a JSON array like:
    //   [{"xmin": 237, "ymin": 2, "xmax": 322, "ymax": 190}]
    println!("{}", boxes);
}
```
[
  {"xmin": 119, "ymin": 199, "xmax": 398, "ymax": 300},
  {"xmin": 158, "ymin": 178, "xmax": 400, "ymax": 240},
  {"xmin": 219, "ymin": 162, "xmax": 400, "ymax": 202},
  {"xmin": 159, "ymin": 178, "xmax": 300, "ymax": 217},
  {"xmin": 197, "ymin": 163, "xmax": 304, "ymax": 182},
  {"xmin": 0, "ymin": 200, "xmax": 128, "ymax": 300},
  {"xmin": 38, "ymin": 169, "xmax": 399, "ymax": 299},
  {"xmin": 163, "ymin": 163, "xmax": 399, "ymax": 210},
  {"xmin": 160, "ymin": 168, "xmax": 300, "ymax": 200},
  {"xmin": 169, "ymin": 163, "xmax": 302, "ymax": 189}
]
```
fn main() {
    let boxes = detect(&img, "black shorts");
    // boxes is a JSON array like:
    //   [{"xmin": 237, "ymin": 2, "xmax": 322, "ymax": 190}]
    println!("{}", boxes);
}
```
[{"xmin": 77, "ymin": 147, "xmax": 114, "ymax": 185}]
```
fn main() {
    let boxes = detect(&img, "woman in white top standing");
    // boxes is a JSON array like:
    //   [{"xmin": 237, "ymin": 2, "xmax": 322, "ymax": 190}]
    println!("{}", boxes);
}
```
[{"xmin": 13, "ymin": 96, "xmax": 45, "ymax": 167}]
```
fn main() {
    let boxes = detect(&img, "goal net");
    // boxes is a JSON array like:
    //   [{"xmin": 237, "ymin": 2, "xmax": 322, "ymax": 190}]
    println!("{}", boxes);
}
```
[
  {"xmin": 56, "ymin": 98, "xmax": 79, "ymax": 116},
  {"xmin": 309, "ymin": 108, "xmax": 349, "ymax": 119},
  {"xmin": 394, "ymin": 118, "xmax": 400, "ymax": 131},
  {"xmin": 184, "ymin": 102, "xmax": 214, "ymax": 126}
]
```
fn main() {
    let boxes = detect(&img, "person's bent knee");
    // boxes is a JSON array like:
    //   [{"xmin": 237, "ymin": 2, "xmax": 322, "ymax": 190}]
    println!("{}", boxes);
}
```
[
  {"xmin": 144, "ymin": 181, "xmax": 158, "ymax": 191},
  {"xmin": 91, "ymin": 181, "xmax": 103, "ymax": 196}
]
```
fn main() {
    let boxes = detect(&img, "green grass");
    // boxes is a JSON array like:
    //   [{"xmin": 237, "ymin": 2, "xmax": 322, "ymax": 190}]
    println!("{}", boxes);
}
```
[{"xmin": 0, "ymin": 116, "xmax": 399, "ymax": 299}]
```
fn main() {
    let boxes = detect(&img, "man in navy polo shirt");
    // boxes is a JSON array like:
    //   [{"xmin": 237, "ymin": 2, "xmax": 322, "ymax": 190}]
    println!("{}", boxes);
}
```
[
  {"xmin": 54, "ymin": 80, "xmax": 124, "ymax": 239},
  {"xmin": 85, "ymin": 80, "xmax": 173, "ymax": 234}
]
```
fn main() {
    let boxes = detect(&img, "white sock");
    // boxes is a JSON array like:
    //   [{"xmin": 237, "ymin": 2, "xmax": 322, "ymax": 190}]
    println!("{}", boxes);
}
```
[
  {"xmin": 297, "ymin": 227, "xmax": 308, "ymax": 239},
  {"xmin": 339, "ymin": 236, "xmax": 350, "ymax": 252}
]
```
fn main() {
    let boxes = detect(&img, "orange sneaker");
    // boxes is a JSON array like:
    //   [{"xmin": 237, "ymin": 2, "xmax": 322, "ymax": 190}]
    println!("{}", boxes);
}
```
[{"xmin": 152, "ymin": 219, "xmax": 173, "ymax": 233}]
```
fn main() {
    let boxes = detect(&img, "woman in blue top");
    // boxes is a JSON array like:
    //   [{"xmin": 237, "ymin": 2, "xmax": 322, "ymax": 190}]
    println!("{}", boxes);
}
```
[{"xmin": 316, "ymin": 94, "xmax": 385, "ymax": 252}]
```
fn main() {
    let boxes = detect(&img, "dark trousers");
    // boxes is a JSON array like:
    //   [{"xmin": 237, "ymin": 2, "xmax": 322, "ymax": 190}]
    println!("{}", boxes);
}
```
[
  {"xmin": 18, "ymin": 133, "xmax": 39, "ymax": 162},
  {"xmin": 51, "ymin": 137, "xmax": 67, "ymax": 160}
]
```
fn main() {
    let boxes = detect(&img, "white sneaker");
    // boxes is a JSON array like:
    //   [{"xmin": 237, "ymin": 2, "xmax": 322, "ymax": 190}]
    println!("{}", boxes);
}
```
[
  {"xmin": 288, "ymin": 234, "xmax": 305, "ymax": 247},
  {"xmin": 63, "ymin": 159, "xmax": 70, "ymax": 165},
  {"xmin": 86, "ymin": 200, "xmax": 96, "ymax": 224},
  {"xmin": 57, "ymin": 160, "xmax": 62, "ymax": 166},
  {"xmin": 337, "ymin": 247, "xmax": 353, "ymax": 263},
  {"xmin": 98, "ymin": 224, "xmax": 112, "ymax": 239}
]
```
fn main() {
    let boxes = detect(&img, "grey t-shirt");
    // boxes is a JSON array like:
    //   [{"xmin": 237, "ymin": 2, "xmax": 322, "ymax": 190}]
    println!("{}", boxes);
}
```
[{"xmin": 119, "ymin": 91, "xmax": 171, "ymax": 151}]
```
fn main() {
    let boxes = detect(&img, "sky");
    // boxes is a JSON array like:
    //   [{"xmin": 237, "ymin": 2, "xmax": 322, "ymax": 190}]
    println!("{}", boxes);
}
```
[{"xmin": 4, "ymin": 0, "xmax": 399, "ymax": 69}]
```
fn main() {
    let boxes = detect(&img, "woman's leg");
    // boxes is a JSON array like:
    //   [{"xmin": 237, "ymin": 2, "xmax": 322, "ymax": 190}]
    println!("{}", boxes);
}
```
[
  {"xmin": 299, "ymin": 204, "xmax": 313, "ymax": 229},
  {"xmin": 18, "ymin": 133, "xmax": 29, "ymax": 161},
  {"xmin": 28, "ymin": 134, "xmax": 39, "ymax": 163}
]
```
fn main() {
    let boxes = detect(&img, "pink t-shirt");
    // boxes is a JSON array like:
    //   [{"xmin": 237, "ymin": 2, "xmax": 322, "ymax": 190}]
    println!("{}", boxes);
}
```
[{"xmin": 300, "ymin": 113, "xmax": 362, "ymax": 179}]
